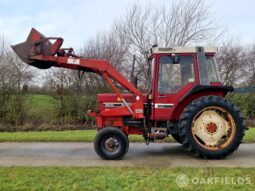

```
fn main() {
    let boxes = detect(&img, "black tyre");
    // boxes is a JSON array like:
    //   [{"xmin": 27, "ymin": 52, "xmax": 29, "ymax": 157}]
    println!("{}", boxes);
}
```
[
  {"xmin": 179, "ymin": 96, "xmax": 245, "ymax": 159},
  {"xmin": 94, "ymin": 127, "xmax": 129, "ymax": 160},
  {"xmin": 171, "ymin": 133, "xmax": 183, "ymax": 144}
]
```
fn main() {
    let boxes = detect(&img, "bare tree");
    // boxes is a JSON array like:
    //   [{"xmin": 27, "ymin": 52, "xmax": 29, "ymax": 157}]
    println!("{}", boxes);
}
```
[
  {"xmin": 0, "ymin": 36, "xmax": 34, "ymax": 125},
  {"xmin": 244, "ymin": 44, "xmax": 255, "ymax": 85},
  {"xmin": 79, "ymin": 27, "xmax": 130, "ymax": 95},
  {"xmin": 6, "ymin": 52, "xmax": 33, "ymax": 93},
  {"xmin": 112, "ymin": 0, "xmax": 222, "ymax": 85},
  {"xmin": 218, "ymin": 42, "xmax": 255, "ymax": 120},
  {"xmin": 82, "ymin": 30, "xmax": 129, "ymax": 71},
  {"xmin": 79, "ymin": 0, "xmax": 222, "ymax": 90},
  {"xmin": 0, "ymin": 36, "xmax": 11, "ymax": 91},
  {"xmin": 216, "ymin": 40, "xmax": 247, "ymax": 86}
]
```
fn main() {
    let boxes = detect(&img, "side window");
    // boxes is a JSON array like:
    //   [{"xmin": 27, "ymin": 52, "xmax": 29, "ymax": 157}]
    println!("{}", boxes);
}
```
[
  {"xmin": 205, "ymin": 56, "xmax": 221, "ymax": 82},
  {"xmin": 158, "ymin": 56, "xmax": 194, "ymax": 94},
  {"xmin": 147, "ymin": 57, "xmax": 155, "ymax": 93}
]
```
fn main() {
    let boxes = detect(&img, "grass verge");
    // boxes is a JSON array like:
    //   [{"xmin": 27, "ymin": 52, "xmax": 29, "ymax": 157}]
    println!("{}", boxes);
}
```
[
  {"xmin": 0, "ymin": 128, "xmax": 254, "ymax": 143},
  {"xmin": 0, "ymin": 130, "xmax": 150, "ymax": 142},
  {"xmin": 0, "ymin": 167, "xmax": 254, "ymax": 191}
]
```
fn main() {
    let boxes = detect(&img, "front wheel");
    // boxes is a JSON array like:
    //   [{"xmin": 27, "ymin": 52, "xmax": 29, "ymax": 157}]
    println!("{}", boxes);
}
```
[
  {"xmin": 179, "ymin": 96, "xmax": 245, "ymax": 159},
  {"xmin": 94, "ymin": 127, "xmax": 129, "ymax": 160}
]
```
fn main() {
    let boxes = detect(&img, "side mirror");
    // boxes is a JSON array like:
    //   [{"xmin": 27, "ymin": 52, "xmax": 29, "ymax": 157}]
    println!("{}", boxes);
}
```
[{"xmin": 130, "ymin": 76, "xmax": 138, "ymax": 88}]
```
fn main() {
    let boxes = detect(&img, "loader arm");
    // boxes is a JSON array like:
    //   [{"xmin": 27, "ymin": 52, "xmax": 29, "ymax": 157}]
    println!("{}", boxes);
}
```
[{"xmin": 12, "ymin": 28, "xmax": 144, "ymax": 119}]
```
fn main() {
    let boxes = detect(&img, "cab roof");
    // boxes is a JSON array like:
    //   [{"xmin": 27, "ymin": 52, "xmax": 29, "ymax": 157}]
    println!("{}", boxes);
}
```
[{"xmin": 150, "ymin": 47, "xmax": 217, "ymax": 54}]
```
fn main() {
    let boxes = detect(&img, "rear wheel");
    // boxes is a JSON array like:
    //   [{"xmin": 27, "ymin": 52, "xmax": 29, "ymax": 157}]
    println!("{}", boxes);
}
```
[
  {"xmin": 179, "ymin": 96, "xmax": 245, "ymax": 159},
  {"xmin": 94, "ymin": 127, "xmax": 129, "ymax": 160}
]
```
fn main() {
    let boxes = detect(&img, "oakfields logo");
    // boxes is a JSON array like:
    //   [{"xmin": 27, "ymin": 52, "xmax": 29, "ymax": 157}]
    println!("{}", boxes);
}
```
[
  {"xmin": 176, "ymin": 174, "xmax": 189, "ymax": 187},
  {"xmin": 176, "ymin": 174, "xmax": 251, "ymax": 187}
]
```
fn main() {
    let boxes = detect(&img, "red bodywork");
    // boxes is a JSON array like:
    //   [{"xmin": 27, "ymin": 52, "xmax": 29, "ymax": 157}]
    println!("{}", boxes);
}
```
[{"xmin": 12, "ymin": 28, "xmax": 229, "ymax": 136}]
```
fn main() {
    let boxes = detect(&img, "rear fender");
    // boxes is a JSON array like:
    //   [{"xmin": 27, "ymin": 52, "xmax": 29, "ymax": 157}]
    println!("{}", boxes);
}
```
[{"xmin": 171, "ymin": 85, "xmax": 234, "ymax": 120}]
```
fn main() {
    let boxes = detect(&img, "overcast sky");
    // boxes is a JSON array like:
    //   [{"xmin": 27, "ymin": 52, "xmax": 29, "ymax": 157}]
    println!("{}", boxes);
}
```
[{"xmin": 0, "ymin": 0, "xmax": 254, "ymax": 50}]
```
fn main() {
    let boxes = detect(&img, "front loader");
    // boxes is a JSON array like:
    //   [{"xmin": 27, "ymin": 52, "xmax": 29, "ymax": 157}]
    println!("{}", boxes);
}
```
[{"xmin": 12, "ymin": 28, "xmax": 246, "ymax": 160}]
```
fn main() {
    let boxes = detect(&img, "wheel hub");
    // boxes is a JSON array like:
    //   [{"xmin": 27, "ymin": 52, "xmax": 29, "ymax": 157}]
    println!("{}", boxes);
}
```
[
  {"xmin": 193, "ymin": 110, "xmax": 230, "ymax": 146},
  {"xmin": 104, "ymin": 137, "xmax": 119, "ymax": 152},
  {"xmin": 206, "ymin": 122, "xmax": 218, "ymax": 134}
]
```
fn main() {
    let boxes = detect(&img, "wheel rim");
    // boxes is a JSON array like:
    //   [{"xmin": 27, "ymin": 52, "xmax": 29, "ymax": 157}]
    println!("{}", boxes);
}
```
[
  {"xmin": 101, "ymin": 135, "xmax": 121, "ymax": 155},
  {"xmin": 192, "ymin": 106, "xmax": 236, "ymax": 151}
]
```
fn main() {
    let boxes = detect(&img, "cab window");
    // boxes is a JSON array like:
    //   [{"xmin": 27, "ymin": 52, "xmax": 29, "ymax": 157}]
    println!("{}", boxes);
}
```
[
  {"xmin": 147, "ymin": 57, "xmax": 155, "ymax": 93},
  {"xmin": 158, "ymin": 56, "xmax": 195, "ymax": 94},
  {"xmin": 206, "ymin": 56, "xmax": 221, "ymax": 82}
]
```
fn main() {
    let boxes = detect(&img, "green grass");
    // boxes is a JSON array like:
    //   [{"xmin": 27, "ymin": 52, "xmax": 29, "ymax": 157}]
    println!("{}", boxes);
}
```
[
  {"xmin": 0, "ymin": 130, "xmax": 95, "ymax": 142},
  {"xmin": 0, "ymin": 128, "xmax": 254, "ymax": 143},
  {"xmin": 242, "ymin": 128, "xmax": 255, "ymax": 143},
  {"xmin": 0, "ymin": 130, "xmax": 151, "ymax": 142},
  {"xmin": 28, "ymin": 95, "xmax": 59, "ymax": 109},
  {"xmin": 0, "ymin": 167, "xmax": 254, "ymax": 191},
  {"xmin": 27, "ymin": 94, "xmax": 59, "ymax": 123}
]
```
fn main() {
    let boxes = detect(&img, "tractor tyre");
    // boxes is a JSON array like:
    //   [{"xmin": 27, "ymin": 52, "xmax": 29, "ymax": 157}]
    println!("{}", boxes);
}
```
[
  {"xmin": 171, "ymin": 133, "xmax": 183, "ymax": 144},
  {"xmin": 178, "ymin": 96, "xmax": 245, "ymax": 159},
  {"xmin": 94, "ymin": 127, "xmax": 129, "ymax": 160}
]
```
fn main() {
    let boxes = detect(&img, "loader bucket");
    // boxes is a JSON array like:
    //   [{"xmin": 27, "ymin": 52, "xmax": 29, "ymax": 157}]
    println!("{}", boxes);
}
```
[{"xmin": 11, "ymin": 28, "xmax": 63, "ymax": 69}]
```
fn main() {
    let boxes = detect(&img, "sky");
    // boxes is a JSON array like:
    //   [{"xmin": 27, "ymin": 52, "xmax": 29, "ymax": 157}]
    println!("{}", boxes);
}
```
[{"xmin": 0, "ymin": 0, "xmax": 255, "ymax": 50}]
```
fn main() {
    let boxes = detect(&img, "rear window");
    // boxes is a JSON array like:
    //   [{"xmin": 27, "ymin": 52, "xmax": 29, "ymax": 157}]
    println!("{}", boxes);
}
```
[{"xmin": 206, "ymin": 56, "xmax": 221, "ymax": 82}]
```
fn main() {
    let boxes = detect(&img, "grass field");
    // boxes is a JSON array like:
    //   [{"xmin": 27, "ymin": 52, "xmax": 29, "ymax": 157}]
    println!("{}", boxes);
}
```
[
  {"xmin": 0, "ymin": 128, "xmax": 254, "ymax": 143},
  {"xmin": 0, "ymin": 167, "xmax": 254, "ymax": 191},
  {"xmin": 0, "ymin": 130, "xmax": 151, "ymax": 142},
  {"xmin": 27, "ymin": 95, "xmax": 59, "ymax": 123}
]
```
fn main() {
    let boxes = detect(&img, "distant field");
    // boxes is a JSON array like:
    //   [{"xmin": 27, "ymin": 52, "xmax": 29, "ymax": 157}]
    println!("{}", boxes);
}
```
[
  {"xmin": 0, "ymin": 167, "xmax": 254, "ymax": 191},
  {"xmin": 27, "ymin": 94, "xmax": 59, "ymax": 124},
  {"xmin": 0, "ymin": 128, "xmax": 254, "ymax": 143}
]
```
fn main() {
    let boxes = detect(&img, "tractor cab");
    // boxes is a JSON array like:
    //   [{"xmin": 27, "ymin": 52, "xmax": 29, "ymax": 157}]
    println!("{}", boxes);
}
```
[{"xmin": 146, "ymin": 46, "xmax": 227, "ymax": 121}]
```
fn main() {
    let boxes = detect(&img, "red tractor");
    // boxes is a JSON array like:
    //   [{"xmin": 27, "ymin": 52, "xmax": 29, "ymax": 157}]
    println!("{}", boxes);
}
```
[{"xmin": 12, "ymin": 28, "xmax": 246, "ymax": 160}]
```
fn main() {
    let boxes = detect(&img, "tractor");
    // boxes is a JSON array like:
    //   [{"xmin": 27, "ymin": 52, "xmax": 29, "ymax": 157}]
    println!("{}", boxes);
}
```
[{"xmin": 12, "ymin": 28, "xmax": 246, "ymax": 160}]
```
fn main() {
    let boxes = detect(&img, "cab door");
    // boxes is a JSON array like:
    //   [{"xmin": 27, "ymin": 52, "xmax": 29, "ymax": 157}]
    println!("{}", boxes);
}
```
[{"xmin": 153, "ymin": 54, "xmax": 196, "ymax": 120}]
